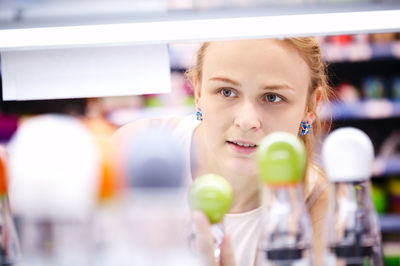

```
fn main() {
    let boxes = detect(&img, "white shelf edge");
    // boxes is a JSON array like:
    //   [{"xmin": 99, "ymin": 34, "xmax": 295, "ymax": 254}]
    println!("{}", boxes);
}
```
[{"xmin": 1, "ymin": 9, "xmax": 400, "ymax": 50}]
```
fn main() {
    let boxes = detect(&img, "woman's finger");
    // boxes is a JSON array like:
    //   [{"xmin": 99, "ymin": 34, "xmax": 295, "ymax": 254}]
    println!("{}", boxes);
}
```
[
  {"xmin": 192, "ymin": 211, "xmax": 216, "ymax": 266},
  {"xmin": 220, "ymin": 234, "xmax": 236, "ymax": 266}
]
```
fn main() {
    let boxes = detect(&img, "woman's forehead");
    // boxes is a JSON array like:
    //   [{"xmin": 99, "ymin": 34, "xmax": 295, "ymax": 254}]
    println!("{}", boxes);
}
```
[
  {"xmin": 201, "ymin": 39, "xmax": 310, "ymax": 89},
  {"xmin": 204, "ymin": 39, "xmax": 303, "ymax": 63}
]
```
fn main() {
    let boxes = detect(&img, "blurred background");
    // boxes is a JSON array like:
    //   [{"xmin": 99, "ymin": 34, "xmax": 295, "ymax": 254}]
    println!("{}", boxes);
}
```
[{"xmin": 0, "ymin": 0, "xmax": 400, "ymax": 264}]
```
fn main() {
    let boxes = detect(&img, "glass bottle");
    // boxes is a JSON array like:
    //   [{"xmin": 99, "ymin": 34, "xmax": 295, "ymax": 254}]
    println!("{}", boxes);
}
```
[
  {"xmin": 322, "ymin": 127, "xmax": 383, "ymax": 266},
  {"xmin": 256, "ymin": 132, "xmax": 314, "ymax": 266},
  {"xmin": 7, "ymin": 114, "xmax": 100, "ymax": 266},
  {"xmin": 118, "ymin": 125, "xmax": 205, "ymax": 266}
]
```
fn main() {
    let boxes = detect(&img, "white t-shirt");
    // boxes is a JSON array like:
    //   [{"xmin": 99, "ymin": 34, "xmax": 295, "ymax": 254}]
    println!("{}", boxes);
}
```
[
  {"xmin": 170, "ymin": 114, "xmax": 328, "ymax": 266},
  {"xmin": 224, "ymin": 208, "xmax": 261, "ymax": 266}
]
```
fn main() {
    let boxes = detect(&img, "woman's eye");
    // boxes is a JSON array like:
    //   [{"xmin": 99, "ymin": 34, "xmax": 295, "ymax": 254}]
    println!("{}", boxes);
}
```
[
  {"xmin": 220, "ymin": 88, "xmax": 236, "ymax": 98},
  {"xmin": 265, "ymin": 94, "xmax": 282, "ymax": 103}
]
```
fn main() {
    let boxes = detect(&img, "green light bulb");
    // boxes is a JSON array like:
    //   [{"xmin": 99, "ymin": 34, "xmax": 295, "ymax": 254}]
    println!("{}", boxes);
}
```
[
  {"xmin": 189, "ymin": 174, "xmax": 233, "ymax": 224},
  {"xmin": 257, "ymin": 132, "xmax": 306, "ymax": 185}
]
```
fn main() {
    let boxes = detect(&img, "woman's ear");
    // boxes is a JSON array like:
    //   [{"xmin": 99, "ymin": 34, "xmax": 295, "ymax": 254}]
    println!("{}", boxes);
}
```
[{"xmin": 305, "ymin": 86, "xmax": 323, "ymax": 123}]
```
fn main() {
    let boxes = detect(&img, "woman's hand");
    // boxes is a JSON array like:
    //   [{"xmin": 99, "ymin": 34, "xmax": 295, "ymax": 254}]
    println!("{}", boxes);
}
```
[{"xmin": 192, "ymin": 211, "xmax": 236, "ymax": 266}]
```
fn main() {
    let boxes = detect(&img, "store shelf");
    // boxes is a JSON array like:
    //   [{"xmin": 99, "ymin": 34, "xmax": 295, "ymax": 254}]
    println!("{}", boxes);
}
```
[
  {"xmin": 0, "ymin": 2, "xmax": 400, "ymax": 50},
  {"xmin": 322, "ymin": 41, "xmax": 400, "ymax": 63},
  {"xmin": 327, "ymin": 58, "xmax": 400, "ymax": 90},
  {"xmin": 320, "ymin": 100, "xmax": 400, "ymax": 120},
  {"xmin": 380, "ymin": 214, "xmax": 400, "ymax": 233}
]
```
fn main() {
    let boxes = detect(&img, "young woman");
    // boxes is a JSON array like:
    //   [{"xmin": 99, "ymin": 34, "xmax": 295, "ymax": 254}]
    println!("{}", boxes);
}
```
[{"xmin": 112, "ymin": 37, "xmax": 332, "ymax": 266}]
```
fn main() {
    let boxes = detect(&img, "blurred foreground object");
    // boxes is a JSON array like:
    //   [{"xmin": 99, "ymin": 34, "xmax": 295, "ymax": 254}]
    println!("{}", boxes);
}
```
[
  {"xmin": 83, "ymin": 117, "xmax": 118, "ymax": 202},
  {"xmin": 95, "ymin": 125, "xmax": 204, "ymax": 266},
  {"xmin": 7, "ymin": 114, "xmax": 101, "ymax": 266},
  {"xmin": 256, "ymin": 132, "xmax": 313, "ymax": 266},
  {"xmin": 189, "ymin": 173, "xmax": 233, "ymax": 263},
  {"xmin": 322, "ymin": 127, "xmax": 383, "ymax": 266}
]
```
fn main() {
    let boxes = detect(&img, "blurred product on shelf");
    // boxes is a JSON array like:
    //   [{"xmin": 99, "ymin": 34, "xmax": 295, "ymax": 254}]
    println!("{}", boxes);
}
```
[
  {"xmin": 319, "ymin": 98, "xmax": 400, "ymax": 120},
  {"xmin": 383, "ymin": 242, "xmax": 400, "ymax": 266},
  {"xmin": 370, "ymin": 33, "xmax": 398, "ymax": 43},
  {"xmin": 378, "ymin": 130, "xmax": 400, "ymax": 159},
  {"xmin": 321, "ymin": 76, "xmax": 400, "ymax": 120},
  {"xmin": 371, "ymin": 176, "xmax": 400, "ymax": 218},
  {"xmin": 335, "ymin": 82, "xmax": 360, "ymax": 103},
  {"xmin": 363, "ymin": 76, "xmax": 386, "ymax": 99},
  {"xmin": 319, "ymin": 32, "xmax": 400, "ymax": 62},
  {"xmin": 392, "ymin": 77, "xmax": 400, "ymax": 101},
  {"xmin": 323, "ymin": 34, "xmax": 373, "ymax": 62},
  {"xmin": 372, "ymin": 131, "xmax": 400, "ymax": 177},
  {"xmin": 387, "ymin": 179, "xmax": 400, "ymax": 214},
  {"xmin": 360, "ymin": 75, "xmax": 400, "ymax": 101},
  {"xmin": 322, "ymin": 127, "xmax": 383, "ymax": 266},
  {"xmin": 0, "ymin": 114, "xmax": 18, "ymax": 143},
  {"xmin": 371, "ymin": 184, "xmax": 388, "ymax": 215},
  {"xmin": 330, "ymin": 35, "xmax": 353, "ymax": 45},
  {"xmin": 320, "ymin": 34, "xmax": 368, "ymax": 62},
  {"xmin": 7, "ymin": 114, "xmax": 101, "ymax": 266},
  {"xmin": 370, "ymin": 32, "xmax": 400, "ymax": 59},
  {"xmin": 143, "ymin": 94, "xmax": 162, "ymax": 108},
  {"xmin": 348, "ymin": 34, "xmax": 373, "ymax": 62},
  {"xmin": 0, "ymin": 150, "xmax": 21, "ymax": 266}
]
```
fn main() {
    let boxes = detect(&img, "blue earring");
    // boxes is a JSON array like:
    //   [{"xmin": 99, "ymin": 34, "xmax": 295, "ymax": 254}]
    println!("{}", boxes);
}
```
[
  {"xmin": 196, "ymin": 108, "xmax": 203, "ymax": 121},
  {"xmin": 299, "ymin": 121, "xmax": 311, "ymax": 136}
]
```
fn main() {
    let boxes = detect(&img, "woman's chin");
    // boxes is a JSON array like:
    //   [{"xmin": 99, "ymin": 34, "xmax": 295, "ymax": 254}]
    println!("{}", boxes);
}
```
[{"xmin": 224, "ymin": 157, "xmax": 258, "ymax": 176}]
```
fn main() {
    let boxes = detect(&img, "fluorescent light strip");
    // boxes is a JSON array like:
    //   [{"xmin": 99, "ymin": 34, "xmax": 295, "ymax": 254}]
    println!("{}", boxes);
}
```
[{"xmin": 1, "ymin": 9, "xmax": 400, "ymax": 50}]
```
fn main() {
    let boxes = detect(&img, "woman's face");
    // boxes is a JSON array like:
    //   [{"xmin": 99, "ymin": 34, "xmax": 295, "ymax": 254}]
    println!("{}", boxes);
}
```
[{"xmin": 195, "ymin": 39, "xmax": 312, "ymax": 177}]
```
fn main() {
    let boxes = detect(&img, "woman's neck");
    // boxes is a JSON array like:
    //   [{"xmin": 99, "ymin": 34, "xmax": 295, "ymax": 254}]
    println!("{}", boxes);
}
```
[
  {"xmin": 192, "ymin": 124, "xmax": 261, "ymax": 213},
  {"xmin": 229, "ymin": 180, "xmax": 261, "ymax": 213}
]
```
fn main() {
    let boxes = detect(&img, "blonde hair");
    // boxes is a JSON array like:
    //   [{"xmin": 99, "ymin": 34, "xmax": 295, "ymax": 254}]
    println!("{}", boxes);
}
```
[
  {"xmin": 185, "ymin": 38, "xmax": 333, "ymax": 192},
  {"xmin": 284, "ymin": 38, "xmax": 333, "ymax": 163}
]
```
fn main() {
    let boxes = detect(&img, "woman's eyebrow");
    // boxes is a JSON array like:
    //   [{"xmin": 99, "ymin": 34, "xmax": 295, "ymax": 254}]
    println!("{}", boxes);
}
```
[
  {"xmin": 208, "ymin": 76, "xmax": 240, "ymax": 86},
  {"xmin": 262, "ymin": 84, "xmax": 294, "ymax": 91},
  {"xmin": 208, "ymin": 77, "xmax": 295, "ymax": 92}
]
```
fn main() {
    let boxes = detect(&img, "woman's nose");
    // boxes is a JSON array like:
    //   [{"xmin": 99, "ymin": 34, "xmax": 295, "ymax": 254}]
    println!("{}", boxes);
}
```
[{"xmin": 233, "ymin": 102, "xmax": 261, "ymax": 131}]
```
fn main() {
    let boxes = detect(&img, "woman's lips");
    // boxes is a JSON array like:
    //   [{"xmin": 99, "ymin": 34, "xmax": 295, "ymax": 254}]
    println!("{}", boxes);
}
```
[{"xmin": 227, "ymin": 140, "xmax": 257, "ymax": 155}]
